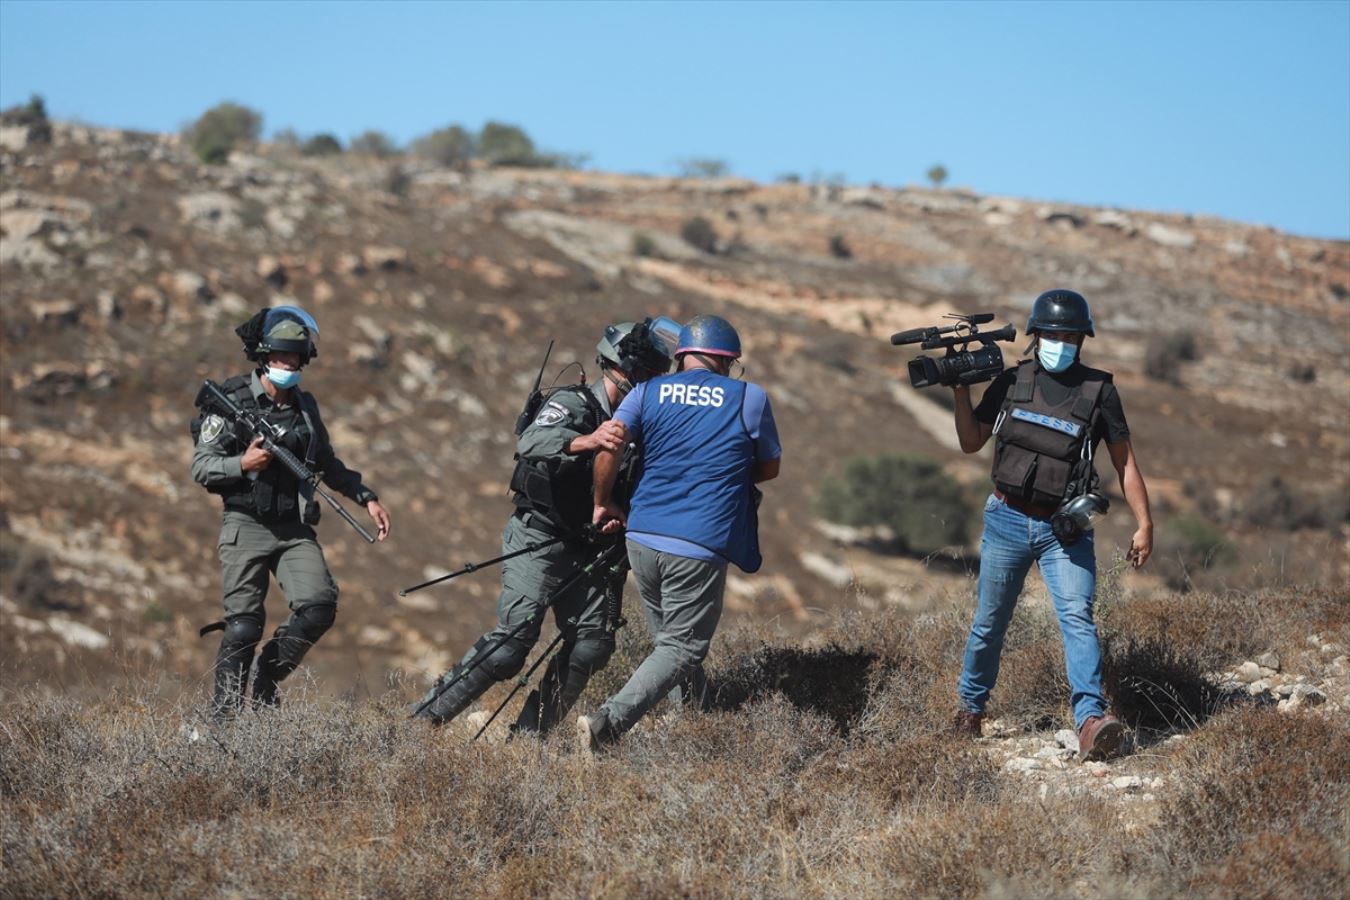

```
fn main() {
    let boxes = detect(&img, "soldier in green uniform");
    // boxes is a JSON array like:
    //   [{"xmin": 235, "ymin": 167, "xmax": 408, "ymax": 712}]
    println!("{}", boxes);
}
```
[
  {"xmin": 414, "ymin": 318, "xmax": 679, "ymax": 736},
  {"xmin": 192, "ymin": 306, "xmax": 391, "ymax": 720}
]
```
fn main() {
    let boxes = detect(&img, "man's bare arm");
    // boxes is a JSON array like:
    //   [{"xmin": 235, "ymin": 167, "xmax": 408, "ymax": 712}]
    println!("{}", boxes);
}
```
[
  {"xmin": 953, "ymin": 386, "xmax": 993, "ymax": 453},
  {"xmin": 754, "ymin": 457, "xmax": 781, "ymax": 483},
  {"xmin": 1107, "ymin": 438, "xmax": 1153, "ymax": 568}
]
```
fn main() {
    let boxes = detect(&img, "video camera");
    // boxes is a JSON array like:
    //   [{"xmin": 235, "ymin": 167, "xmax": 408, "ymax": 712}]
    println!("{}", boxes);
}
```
[{"xmin": 890, "ymin": 313, "xmax": 1017, "ymax": 389}]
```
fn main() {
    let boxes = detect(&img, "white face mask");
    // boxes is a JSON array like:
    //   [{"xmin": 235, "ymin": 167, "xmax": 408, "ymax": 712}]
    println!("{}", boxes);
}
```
[
  {"xmin": 266, "ymin": 366, "xmax": 301, "ymax": 389},
  {"xmin": 1037, "ymin": 339, "xmax": 1078, "ymax": 373}
]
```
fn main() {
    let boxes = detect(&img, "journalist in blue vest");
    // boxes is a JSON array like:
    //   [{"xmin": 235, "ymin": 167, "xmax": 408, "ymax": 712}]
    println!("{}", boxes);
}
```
[
  {"xmin": 952, "ymin": 289, "xmax": 1154, "ymax": 760},
  {"xmin": 579, "ymin": 314, "xmax": 782, "ymax": 752}
]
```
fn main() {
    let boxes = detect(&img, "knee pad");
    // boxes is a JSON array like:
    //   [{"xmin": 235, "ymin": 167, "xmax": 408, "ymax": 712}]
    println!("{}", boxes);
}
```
[
  {"xmin": 568, "ymin": 637, "xmax": 615, "ymax": 675},
  {"xmin": 220, "ymin": 613, "xmax": 264, "ymax": 651},
  {"xmin": 476, "ymin": 635, "xmax": 529, "ymax": 681},
  {"xmin": 289, "ymin": 601, "xmax": 336, "ymax": 645}
]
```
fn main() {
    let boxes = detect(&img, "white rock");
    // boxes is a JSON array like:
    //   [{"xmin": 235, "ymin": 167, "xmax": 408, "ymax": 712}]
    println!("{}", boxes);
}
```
[
  {"xmin": 1002, "ymin": 757, "xmax": 1042, "ymax": 774},
  {"xmin": 1093, "ymin": 209, "xmax": 1134, "ymax": 230},
  {"xmin": 799, "ymin": 552, "xmax": 852, "ymax": 589},
  {"xmin": 1055, "ymin": 729, "xmax": 1078, "ymax": 750},
  {"xmin": 177, "ymin": 191, "xmax": 242, "ymax": 233},
  {"xmin": 1145, "ymin": 222, "xmax": 1196, "ymax": 248},
  {"xmin": 1289, "ymin": 684, "xmax": 1327, "ymax": 707},
  {"xmin": 1110, "ymin": 775, "xmax": 1144, "ymax": 792},
  {"xmin": 47, "ymin": 617, "xmax": 110, "ymax": 650},
  {"xmin": 1247, "ymin": 679, "xmax": 1272, "ymax": 696},
  {"xmin": 1275, "ymin": 683, "xmax": 1296, "ymax": 699},
  {"xmin": 1234, "ymin": 661, "xmax": 1264, "ymax": 683},
  {"xmin": 1257, "ymin": 651, "xmax": 1281, "ymax": 671}
]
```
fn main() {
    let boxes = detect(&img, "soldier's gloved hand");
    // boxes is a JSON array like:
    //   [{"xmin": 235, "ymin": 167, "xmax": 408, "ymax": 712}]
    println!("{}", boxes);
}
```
[
  {"xmin": 593, "ymin": 502, "xmax": 626, "ymax": 535},
  {"xmin": 569, "ymin": 420, "xmax": 626, "ymax": 454},
  {"xmin": 367, "ymin": 500, "xmax": 391, "ymax": 542},
  {"xmin": 240, "ymin": 436, "xmax": 274, "ymax": 473}
]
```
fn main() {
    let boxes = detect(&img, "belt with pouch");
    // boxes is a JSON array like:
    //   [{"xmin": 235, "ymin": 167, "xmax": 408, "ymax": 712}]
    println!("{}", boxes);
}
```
[{"xmin": 994, "ymin": 489, "xmax": 1058, "ymax": 519}]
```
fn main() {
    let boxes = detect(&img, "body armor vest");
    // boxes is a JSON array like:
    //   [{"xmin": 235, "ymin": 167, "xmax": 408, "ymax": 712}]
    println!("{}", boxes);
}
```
[
  {"xmin": 990, "ymin": 362, "xmax": 1109, "ymax": 507},
  {"xmin": 192, "ymin": 373, "xmax": 319, "ymax": 523},
  {"xmin": 508, "ymin": 385, "xmax": 608, "ymax": 534}
]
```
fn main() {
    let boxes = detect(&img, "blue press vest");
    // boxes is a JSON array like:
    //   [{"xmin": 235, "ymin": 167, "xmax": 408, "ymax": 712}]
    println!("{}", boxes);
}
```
[{"xmin": 626, "ymin": 369, "xmax": 763, "ymax": 572}]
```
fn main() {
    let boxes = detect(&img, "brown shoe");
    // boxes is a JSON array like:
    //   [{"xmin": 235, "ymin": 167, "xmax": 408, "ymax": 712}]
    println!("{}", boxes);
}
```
[
  {"xmin": 1077, "ymin": 714, "xmax": 1124, "ymax": 760},
  {"xmin": 953, "ymin": 710, "xmax": 984, "ymax": 738}
]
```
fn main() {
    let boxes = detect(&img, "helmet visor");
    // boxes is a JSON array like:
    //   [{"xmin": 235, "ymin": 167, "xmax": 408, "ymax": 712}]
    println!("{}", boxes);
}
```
[
  {"xmin": 647, "ymin": 316, "xmax": 681, "ymax": 361},
  {"xmin": 263, "ymin": 306, "xmax": 320, "ymax": 344}
]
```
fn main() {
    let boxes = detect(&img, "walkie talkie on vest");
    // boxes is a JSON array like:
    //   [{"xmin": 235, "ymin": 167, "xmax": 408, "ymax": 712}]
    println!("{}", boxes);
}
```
[
  {"xmin": 514, "ymin": 341, "xmax": 555, "ymax": 436},
  {"xmin": 194, "ymin": 380, "xmax": 376, "ymax": 543}
]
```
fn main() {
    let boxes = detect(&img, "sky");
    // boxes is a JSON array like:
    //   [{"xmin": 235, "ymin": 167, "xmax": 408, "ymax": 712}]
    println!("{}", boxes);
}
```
[{"xmin": 2, "ymin": 0, "xmax": 1347, "ymax": 238}]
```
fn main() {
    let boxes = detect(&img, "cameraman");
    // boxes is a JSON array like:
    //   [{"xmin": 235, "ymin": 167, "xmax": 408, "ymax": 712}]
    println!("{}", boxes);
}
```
[{"xmin": 951, "ymin": 289, "xmax": 1152, "ymax": 760}]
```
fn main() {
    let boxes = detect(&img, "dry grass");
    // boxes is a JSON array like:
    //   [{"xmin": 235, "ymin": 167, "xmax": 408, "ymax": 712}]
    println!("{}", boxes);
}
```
[{"xmin": 2, "ymin": 585, "xmax": 1347, "ymax": 898}]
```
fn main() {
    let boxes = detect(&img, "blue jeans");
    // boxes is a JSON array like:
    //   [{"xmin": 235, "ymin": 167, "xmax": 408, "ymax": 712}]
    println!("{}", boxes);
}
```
[{"xmin": 958, "ymin": 493, "xmax": 1107, "ymax": 729}]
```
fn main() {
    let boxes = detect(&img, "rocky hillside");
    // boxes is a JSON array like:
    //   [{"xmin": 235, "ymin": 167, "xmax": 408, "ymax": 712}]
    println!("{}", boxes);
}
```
[{"xmin": 1, "ymin": 123, "xmax": 1347, "ymax": 694}]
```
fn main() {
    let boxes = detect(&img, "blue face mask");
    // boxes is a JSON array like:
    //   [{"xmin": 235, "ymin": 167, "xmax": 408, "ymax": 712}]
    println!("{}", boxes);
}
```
[
  {"xmin": 1037, "ymin": 339, "xmax": 1078, "ymax": 373},
  {"xmin": 266, "ymin": 366, "xmax": 301, "ymax": 389}
]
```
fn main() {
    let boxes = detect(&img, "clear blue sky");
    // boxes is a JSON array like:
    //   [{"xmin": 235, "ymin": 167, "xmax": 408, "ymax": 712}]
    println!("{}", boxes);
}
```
[{"xmin": 2, "ymin": 0, "xmax": 1347, "ymax": 238}]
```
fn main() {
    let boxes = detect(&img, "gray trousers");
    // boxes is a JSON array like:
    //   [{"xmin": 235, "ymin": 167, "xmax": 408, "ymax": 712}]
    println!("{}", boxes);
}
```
[
  {"xmin": 600, "ymin": 539, "xmax": 726, "ymax": 736},
  {"xmin": 219, "ymin": 510, "xmax": 338, "ymax": 620},
  {"xmin": 417, "ymin": 514, "xmax": 621, "ymax": 730}
]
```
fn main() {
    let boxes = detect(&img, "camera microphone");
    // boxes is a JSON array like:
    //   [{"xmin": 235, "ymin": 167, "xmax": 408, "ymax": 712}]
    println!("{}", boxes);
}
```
[{"xmin": 890, "ymin": 328, "xmax": 930, "ymax": 346}]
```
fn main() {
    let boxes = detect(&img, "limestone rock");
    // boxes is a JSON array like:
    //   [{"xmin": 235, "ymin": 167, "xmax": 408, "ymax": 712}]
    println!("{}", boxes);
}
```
[
  {"xmin": 30, "ymin": 300, "xmax": 81, "ymax": 327},
  {"xmin": 1256, "ymin": 651, "xmax": 1281, "ymax": 671},
  {"xmin": 1234, "ymin": 661, "xmax": 1263, "ymax": 683},
  {"xmin": 158, "ymin": 270, "xmax": 214, "ymax": 304},
  {"xmin": 1145, "ymin": 222, "xmax": 1196, "ymax": 248},
  {"xmin": 1054, "ymin": 729, "xmax": 1078, "ymax": 750},
  {"xmin": 256, "ymin": 255, "xmax": 287, "ymax": 287},
  {"xmin": 177, "ymin": 191, "xmax": 242, "ymax": 234},
  {"xmin": 96, "ymin": 290, "xmax": 121, "ymax": 321},
  {"xmin": 362, "ymin": 245, "xmax": 408, "ymax": 271},
  {"xmin": 1109, "ymin": 775, "xmax": 1144, "ymax": 792}
]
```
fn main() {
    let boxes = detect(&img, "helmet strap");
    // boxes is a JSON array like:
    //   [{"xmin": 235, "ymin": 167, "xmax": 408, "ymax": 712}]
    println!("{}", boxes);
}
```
[{"xmin": 602, "ymin": 366, "xmax": 634, "ymax": 397}]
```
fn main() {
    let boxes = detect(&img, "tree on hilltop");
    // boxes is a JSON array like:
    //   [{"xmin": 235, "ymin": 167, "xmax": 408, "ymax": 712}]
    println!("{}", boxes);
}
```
[
  {"xmin": 187, "ymin": 101, "xmax": 262, "ymax": 164},
  {"xmin": 0, "ymin": 94, "xmax": 52, "ymax": 143},
  {"xmin": 926, "ymin": 164, "xmax": 948, "ymax": 188},
  {"xmin": 478, "ymin": 121, "xmax": 539, "ymax": 166},
  {"xmin": 411, "ymin": 124, "xmax": 475, "ymax": 167},
  {"xmin": 350, "ymin": 130, "xmax": 398, "ymax": 158}
]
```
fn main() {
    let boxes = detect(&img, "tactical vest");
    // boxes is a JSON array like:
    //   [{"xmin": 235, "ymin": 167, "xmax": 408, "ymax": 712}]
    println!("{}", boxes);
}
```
[
  {"xmin": 626, "ymin": 370, "xmax": 763, "ymax": 573},
  {"xmin": 508, "ymin": 385, "xmax": 607, "ymax": 534},
  {"xmin": 191, "ymin": 373, "xmax": 321, "ymax": 523},
  {"xmin": 990, "ymin": 361, "xmax": 1109, "ymax": 507}
]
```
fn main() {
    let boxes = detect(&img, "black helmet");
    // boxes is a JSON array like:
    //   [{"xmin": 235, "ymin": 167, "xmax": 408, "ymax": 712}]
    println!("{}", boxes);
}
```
[
  {"xmin": 1027, "ymin": 289, "xmax": 1094, "ymax": 338},
  {"xmin": 236, "ymin": 306, "xmax": 320, "ymax": 364}
]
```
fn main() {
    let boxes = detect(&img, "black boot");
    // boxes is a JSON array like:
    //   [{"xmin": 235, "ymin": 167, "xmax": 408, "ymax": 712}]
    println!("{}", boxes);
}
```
[
  {"xmin": 413, "ymin": 660, "xmax": 497, "ymax": 726},
  {"xmin": 211, "ymin": 614, "xmax": 262, "ymax": 723},
  {"xmin": 250, "ymin": 602, "xmax": 335, "ymax": 711}
]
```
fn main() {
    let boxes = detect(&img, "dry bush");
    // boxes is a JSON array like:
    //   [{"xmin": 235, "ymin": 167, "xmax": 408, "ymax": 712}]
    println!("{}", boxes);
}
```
[
  {"xmin": 3, "ymin": 589, "xmax": 1347, "ymax": 898},
  {"xmin": 1156, "ymin": 706, "xmax": 1350, "ymax": 898}
]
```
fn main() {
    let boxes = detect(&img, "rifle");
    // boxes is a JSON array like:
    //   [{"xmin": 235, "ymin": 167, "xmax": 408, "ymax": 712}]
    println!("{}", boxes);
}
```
[{"xmin": 195, "ymin": 380, "xmax": 376, "ymax": 544}]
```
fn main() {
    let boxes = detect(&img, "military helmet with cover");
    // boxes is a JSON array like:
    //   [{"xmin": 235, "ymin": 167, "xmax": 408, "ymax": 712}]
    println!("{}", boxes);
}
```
[
  {"xmin": 596, "ymin": 315, "xmax": 680, "ymax": 384},
  {"xmin": 1026, "ymin": 289, "xmax": 1095, "ymax": 338},
  {"xmin": 236, "ymin": 305, "xmax": 320, "ymax": 364}
]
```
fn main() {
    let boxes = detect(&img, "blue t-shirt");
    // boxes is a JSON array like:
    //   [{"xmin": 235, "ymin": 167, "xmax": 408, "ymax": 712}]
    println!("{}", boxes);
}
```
[{"xmin": 614, "ymin": 378, "xmax": 781, "ymax": 562}]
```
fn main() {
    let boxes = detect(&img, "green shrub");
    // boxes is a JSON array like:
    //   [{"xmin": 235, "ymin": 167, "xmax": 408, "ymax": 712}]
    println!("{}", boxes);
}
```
[
  {"xmin": 186, "ymin": 101, "xmax": 262, "ymax": 164},
  {"xmin": 1157, "ymin": 515, "xmax": 1235, "ymax": 590},
  {"xmin": 828, "ymin": 234, "xmax": 852, "ymax": 259},
  {"xmin": 478, "ymin": 121, "xmax": 540, "ymax": 166},
  {"xmin": 680, "ymin": 216, "xmax": 718, "ymax": 254},
  {"xmin": 1144, "ymin": 331, "xmax": 1200, "ymax": 383},
  {"xmin": 678, "ymin": 157, "xmax": 729, "ymax": 178},
  {"xmin": 926, "ymin": 164, "xmax": 948, "ymax": 188},
  {"xmin": 0, "ymin": 93, "xmax": 52, "ymax": 143},
  {"xmin": 301, "ymin": 133, "xmax": 343, "ymax": 157},
  {"xmin": 384, "ymin": 165, "xmax": 412, "ymax": 197},
  {"xmin": 631, "ymin": 231, "xmax": 657, "ymax": 258},
  {"xmin": 817, "ymin": 454, "xmax": 972, "ymax": 555},
  {"xmin": 411, "ymin": 124, "xmax": 475, "ymax": 166},
  {"xmin": 350, "ymin": 129, "xmax": 397, "ymax": 158}
]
